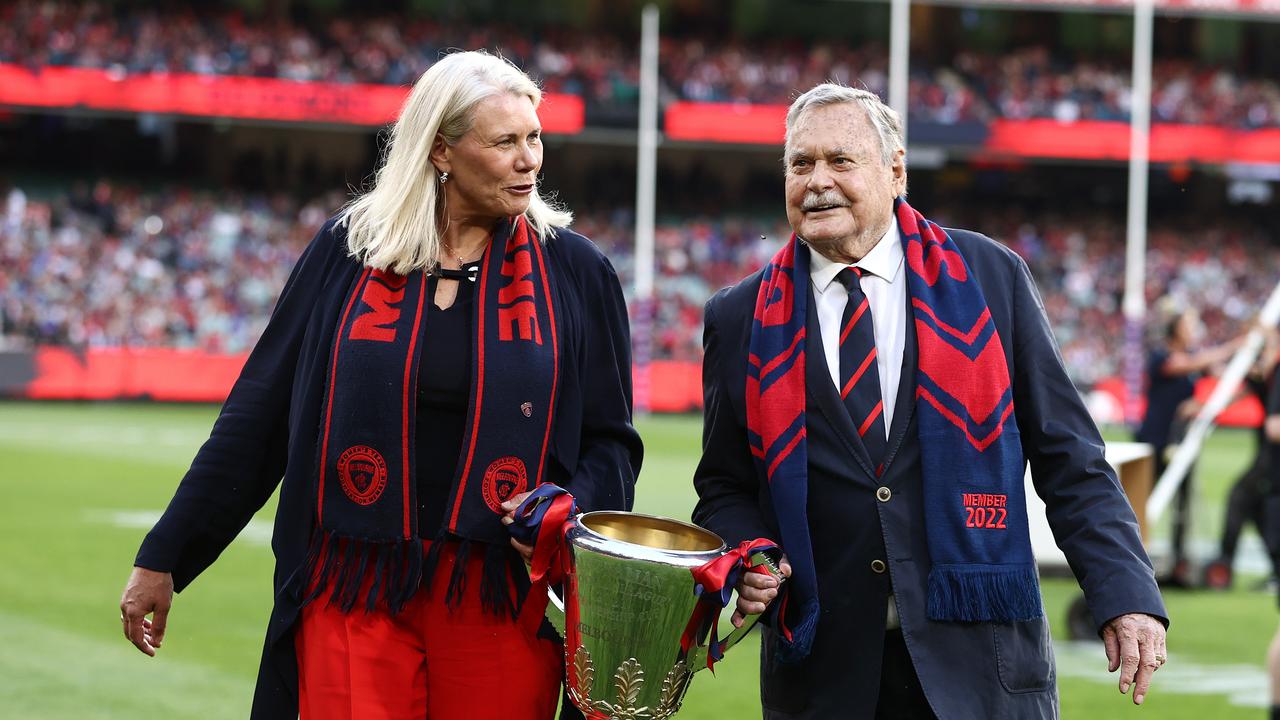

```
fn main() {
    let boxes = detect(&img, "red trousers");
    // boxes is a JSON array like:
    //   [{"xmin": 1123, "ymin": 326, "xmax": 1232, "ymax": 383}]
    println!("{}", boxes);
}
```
[{"xmin": 295, "ymin": 543, "xmax": 562, "ymax": 720}]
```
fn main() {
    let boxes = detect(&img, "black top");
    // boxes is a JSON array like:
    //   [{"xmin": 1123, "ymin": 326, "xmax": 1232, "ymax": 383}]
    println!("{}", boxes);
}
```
[
  {"xmin": 1268, "ymin": 366, "xmax": 1280, "ymax": 485},
  {"xmin": 1248, "ymin": 372, "xmax": 1270, "ymax": 453},
  {"xmin": 1136, "ymin": 349, "xmax": 1197, "ymax": 448},
  {"xmin": 415, "ymin": 265, "xmax": 478, "ymax": 537}
]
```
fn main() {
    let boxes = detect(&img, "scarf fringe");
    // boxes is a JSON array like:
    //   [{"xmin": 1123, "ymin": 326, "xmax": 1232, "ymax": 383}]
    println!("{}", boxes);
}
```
[
  {"xmin": 771, "ymin": 596, "xmax": 820, "ymax": 663},
  {"xmin": 422, "ymin": 532, "xmax": 447, "ymax": 589},
  {"xmin": 926, "ymin": 564, "xmax": 1043, "ymax": 623},
  {"xmin": 300, "ymin": 528, "xmax": 424, "ymax": 615},
  {"xmin": 444, "ymin": 539, "xmax": 472, "ymax": 608},
  {"xmin": 302, "ymin": 528, "xmax": 529, "ymax": 619},
  {"xmin": 479, "ymin": 541, "xmax": 515, "ymax": 618}
]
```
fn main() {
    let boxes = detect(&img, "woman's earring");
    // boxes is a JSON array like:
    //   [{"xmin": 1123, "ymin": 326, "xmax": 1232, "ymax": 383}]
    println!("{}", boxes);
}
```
[{"xmin": 439, "ymin": 171, "xmax": 449, "ymax": 184}]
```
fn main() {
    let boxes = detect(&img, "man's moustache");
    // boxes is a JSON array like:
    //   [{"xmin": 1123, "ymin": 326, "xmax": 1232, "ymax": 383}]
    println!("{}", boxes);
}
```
[{"xmin": 801, "ymin": 194, "xmax": 849, "ymax": 210}]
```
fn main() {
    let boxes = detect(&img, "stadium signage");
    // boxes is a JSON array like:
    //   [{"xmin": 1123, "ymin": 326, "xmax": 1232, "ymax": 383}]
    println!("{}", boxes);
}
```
[
  {"xmin": 3, "ymin": 62, "xmax": 1276, "ymax": 162},
  {"xmin": 664, "ymin": 101, "xmax": 788, "ymax": 144},
  {"xmin": 984, "ymin": 119, "xmax": 1280, "ymax": 164},
  {"xmin": 7, "ymin": 347, "xmax": 1264, "ymax": 423},
  {"xmin": 0, "ymin": 63, "xmax": 585, "ymax": 133},
  {"xmin": 944, "ymin": 0, "xmax": 1280, "ymax": 15},
  {"xmin": 664, "ymin": 102, "xmax": 1280, "ymax": 164}
]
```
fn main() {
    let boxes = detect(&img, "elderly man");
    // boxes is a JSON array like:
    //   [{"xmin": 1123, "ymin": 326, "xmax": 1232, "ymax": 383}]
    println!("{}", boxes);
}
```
[{"xmin": 692, "ymin": 83, "xmax": 1167, "ymax": 719}]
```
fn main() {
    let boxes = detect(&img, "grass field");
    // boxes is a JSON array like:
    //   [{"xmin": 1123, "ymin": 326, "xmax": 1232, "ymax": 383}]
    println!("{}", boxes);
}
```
[{"xmin": 0, "ymin": 401, "xmax": 1273, "ymax": 719}]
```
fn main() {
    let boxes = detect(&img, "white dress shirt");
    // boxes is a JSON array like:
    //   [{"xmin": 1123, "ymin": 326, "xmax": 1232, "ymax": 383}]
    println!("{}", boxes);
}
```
[{"xmin": 807, "ymin": 216, "xmax": 906, "ymax": 440}]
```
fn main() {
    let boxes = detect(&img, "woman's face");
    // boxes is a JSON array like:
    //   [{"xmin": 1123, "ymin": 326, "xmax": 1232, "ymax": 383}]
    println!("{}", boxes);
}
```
[
  {"xmin": 437, "ymin": 93, "xmax": 543, "ymax": 224},
  {"xmin": 1175, "ymin": 311, "xmax": 1204, "ymax": 347}
]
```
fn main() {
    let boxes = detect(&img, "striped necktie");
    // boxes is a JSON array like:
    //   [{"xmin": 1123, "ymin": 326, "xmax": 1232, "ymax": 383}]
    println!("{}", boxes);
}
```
[{"xmin": 837, "ymin": 267, "xmax": 888, "ymax": 473}]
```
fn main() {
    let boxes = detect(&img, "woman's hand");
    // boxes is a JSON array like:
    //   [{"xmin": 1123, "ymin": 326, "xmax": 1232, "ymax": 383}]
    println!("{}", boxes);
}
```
[
  {"xmin": 120, "ymin": 566, "xmax": 174, "ymax": 656},
  {"xmin": 500, "ymin": 491, "xmax": 535, "ymax": 562},
  {"xmin": 1176, "ymin": 398, "xmax": 1202, "ymax": 420}
]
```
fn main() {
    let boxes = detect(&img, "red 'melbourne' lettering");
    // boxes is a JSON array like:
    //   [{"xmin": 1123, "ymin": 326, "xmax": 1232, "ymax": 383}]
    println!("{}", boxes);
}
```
[
  {"xmin": 350, "ymin": 272, "xmax": 406, "ymax": 342},
  {"xmin": 498, "ymin": 248, "xmax": 535, "ymax": 305},
  {"xmin": 496, "ymin": 244, "xmax": 542, "ymax": 343},
  {"xmin": 499, "ymin": 301, "xmax": 542, "ymax": 343}
]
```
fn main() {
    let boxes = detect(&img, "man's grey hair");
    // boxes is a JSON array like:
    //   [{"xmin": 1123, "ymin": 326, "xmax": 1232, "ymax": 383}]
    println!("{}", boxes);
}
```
[{"xmin": 784, "ymin": 83, "xmax": 905, "ymax": 167}]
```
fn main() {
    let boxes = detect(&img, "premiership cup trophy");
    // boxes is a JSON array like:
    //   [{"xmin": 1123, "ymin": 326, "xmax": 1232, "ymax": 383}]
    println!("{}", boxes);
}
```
[{"xmin": 543, "ymin": 511, "xmax": 781, "ymax": 719}]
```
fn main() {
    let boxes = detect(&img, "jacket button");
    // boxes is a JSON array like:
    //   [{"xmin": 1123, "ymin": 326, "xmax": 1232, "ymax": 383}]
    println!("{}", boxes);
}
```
[
  {"xmin": 876, "ymin": 486, "xmax": 892, "ymax": 502},
  {"xmin": 871, "ymin": 559, "xmax": 887, "ymax": 574}
]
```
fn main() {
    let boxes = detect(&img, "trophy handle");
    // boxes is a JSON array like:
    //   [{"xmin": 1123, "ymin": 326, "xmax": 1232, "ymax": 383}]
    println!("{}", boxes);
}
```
[
  {"xmin": 689, "ymin": 551, "xmax": 784, "ymax": 670},
  {"xmin": 545, "ymin": 586, "xmax": 566, "ymax": 636}
]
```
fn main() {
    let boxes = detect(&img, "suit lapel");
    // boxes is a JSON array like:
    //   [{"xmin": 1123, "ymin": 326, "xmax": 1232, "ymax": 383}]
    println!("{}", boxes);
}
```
[
  {"xmin": 804, "ymin": 280, "xmax": 877, "ymax": 479},
  {"xmin": 881, "ymin": 299, "xmax": 917, "ymax": 475}
]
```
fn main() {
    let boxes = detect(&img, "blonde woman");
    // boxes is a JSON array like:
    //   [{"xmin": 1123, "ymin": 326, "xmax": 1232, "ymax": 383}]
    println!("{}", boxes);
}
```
[{"xmin": 120, "ymin": 51, "xmax": 641, "ymax": 719}]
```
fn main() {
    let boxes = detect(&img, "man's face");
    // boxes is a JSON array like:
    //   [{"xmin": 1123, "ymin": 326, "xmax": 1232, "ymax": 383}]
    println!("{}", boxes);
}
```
[{"xmin": 783, "ymin": 103, "xmax": 905, "ymax": 259}]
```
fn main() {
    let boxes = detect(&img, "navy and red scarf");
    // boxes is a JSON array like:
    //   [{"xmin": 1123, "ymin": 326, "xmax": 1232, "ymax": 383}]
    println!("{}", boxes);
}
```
[
  {"xmin": 305, "ymin": 215, "xmax": 560, "ymax": 614},
  {"xmin": 747, "ymin": 198, "xmax": 1041, "ymax": 662}
]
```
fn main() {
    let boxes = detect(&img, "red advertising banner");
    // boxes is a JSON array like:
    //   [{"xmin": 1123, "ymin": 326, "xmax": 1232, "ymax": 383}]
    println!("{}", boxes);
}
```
[
  {"xmin": 955, "ymin": 0, "xmax": 1280, "ymax": 15},
  {"xmin": 0, "ymin": 63, "xmax": 586, "ymax": 133},
  {"xmin": 16, "ymin": 347, "xmax": 703, "ymax": 410},
  {"xmin": 6, "ymin": 347, "xmax": 1262, "ymax": 424},
  {"xmin": 25, "ymin": 347, "xmax": 247, "ymax": 402},
  {"xmin": 7, "ymin": 62, "xmax": 1280, "ymax": 162},
  {"xmin": 664, "ymin": 101, "xmax": 788, "ymax": 144},
  {"xmin": 667, "ymin": 101, "xmax": 1280, "ymax": 164},
  {"xmin": 985, "ymin": 119, "xmax": 1280, "ymax": 164}
]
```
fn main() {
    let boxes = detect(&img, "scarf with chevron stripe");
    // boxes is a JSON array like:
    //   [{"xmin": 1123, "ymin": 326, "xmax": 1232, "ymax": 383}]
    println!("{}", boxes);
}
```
[{"xmin": 747, "ymin": 198, "xmax": 1041, "ymax": 662}]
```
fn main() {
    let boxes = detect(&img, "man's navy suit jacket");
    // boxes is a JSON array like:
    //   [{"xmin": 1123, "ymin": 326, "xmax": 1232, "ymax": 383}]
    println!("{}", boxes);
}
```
[{"xmin": 693, "ymin": 228, "xmax": 1167, "ymax": 719}]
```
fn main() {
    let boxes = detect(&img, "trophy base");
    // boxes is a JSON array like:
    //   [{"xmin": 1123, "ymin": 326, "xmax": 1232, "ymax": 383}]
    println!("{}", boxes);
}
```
[{"xmin": 566, "ymin": 645, "xmax": 694, "ymax": 720}]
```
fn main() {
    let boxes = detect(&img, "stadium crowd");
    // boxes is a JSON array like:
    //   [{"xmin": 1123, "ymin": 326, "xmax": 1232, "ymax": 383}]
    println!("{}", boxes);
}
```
[
  {"xmin": 0, "ymin": 181, "xmax": 334, "ymax": 352},
  {"xmin": 2, "ymin": 0, "xmax": 1278, "ymax": 127},
  {"xmin": 3, "ymin": 181, "xmax": 1274, "ymax": 391}
]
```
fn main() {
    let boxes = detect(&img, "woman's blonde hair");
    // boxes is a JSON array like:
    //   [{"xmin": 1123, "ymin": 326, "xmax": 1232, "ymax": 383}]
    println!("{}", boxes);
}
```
[{"xmin": 340, "ymin": 50, "xmax": 572, "ymax": 273}]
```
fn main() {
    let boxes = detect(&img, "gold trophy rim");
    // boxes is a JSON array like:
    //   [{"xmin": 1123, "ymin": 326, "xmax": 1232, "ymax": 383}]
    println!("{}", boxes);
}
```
[{"xmin": 575, "ymin": 510, "xmax": 727, "ymax": 556}]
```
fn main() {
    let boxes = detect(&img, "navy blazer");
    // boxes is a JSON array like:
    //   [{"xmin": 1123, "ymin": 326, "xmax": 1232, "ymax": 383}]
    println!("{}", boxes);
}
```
[
  {"xmin": 134, "ymin": 218, "xmax": 642, "ymax": 719},
  {"xmin": 693, "ymin": 228, "xmax": 1166, "ymax": 719}
]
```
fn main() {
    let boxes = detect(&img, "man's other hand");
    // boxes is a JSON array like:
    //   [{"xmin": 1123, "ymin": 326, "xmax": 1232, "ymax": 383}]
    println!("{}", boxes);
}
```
[
  {"xmin": 1102, "ymin": 612, "xmax": 1167, "ymax": 705},
  {"xmin": 120, "ymin": 566, "xmax": 174, "ymax": 657}
]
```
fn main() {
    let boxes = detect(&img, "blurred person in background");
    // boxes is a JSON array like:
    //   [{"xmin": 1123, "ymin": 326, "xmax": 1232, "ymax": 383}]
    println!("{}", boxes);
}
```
[
  {"xmin": 1264, "ymin": 362, "xmax": 1280, "ymax": 720},
  {"xmin": 1205, "ymin": 323, "xmax": 1279, "ymax": 589},
  {"xmin": 693, "ymin": 83, "xmax": 1166, "ymax": 719},
  {"xmin": 118, "ymin": 50, "xmax": 641, "ymax": 720},
  {"xmin": 1135, "ymin": 308, "xmax": 1244, "ymax": 587}
]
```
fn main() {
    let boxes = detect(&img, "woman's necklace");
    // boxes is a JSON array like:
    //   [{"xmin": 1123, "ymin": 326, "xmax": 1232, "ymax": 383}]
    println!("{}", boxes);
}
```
[
  {"xmin": 441, "ymin": 241, "xmax": 484, "ymax": 267},
  {"xmin": 436, "ymin": 242, "xmax": 485, "ymax": 283}
]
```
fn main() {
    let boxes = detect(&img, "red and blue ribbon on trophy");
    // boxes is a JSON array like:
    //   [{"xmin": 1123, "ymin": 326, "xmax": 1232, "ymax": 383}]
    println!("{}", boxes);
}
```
[
  {"xmin": 508, "ymin": 484, "xmax": 578, "ymax": 633},
  {"xmin": 682, "ymin": 538, "xmax": 780, "ymax": 670}
]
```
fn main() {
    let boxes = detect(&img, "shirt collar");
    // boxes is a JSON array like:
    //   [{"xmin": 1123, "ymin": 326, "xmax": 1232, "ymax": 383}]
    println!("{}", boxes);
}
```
[{"xmin": 808, "ymin": 215, "xmax": 903, "ymax": 293}]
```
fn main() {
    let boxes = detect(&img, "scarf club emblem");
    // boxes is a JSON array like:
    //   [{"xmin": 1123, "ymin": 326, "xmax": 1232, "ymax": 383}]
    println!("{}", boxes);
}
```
[
  {"xmin": 337, "ymin": 445, "xmax": 389, "ymax": 505},
  {"xmin": 483, "ymin": 456, "xmax": 529, "ymax": 512}
]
